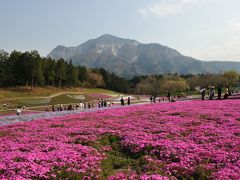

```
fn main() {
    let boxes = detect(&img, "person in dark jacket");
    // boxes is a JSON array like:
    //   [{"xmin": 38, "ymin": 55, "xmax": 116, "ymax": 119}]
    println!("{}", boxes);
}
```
[
  {"xmin": 127, "ymin": 97, "xmax": 131, "ymax": 105},
  {"xmin": 217, "ymin": 86, "xmax": 222, "ymax": 100},
  {"xmin": 167, "ymin": 91, "xmax": 171, "ymax": 102},
  {"xmin": 52, "ymin": 105, "xmax": 55, "ymax": 112},
  {"xmin": 120, "ymin": 97, "xmax": 124, "ymax": 106},
  {"xmin": 104, "ymin": 100, "xmax": 107, "ymax": 107},
  {"xmin": 153, "ymin": 95, "xmax": 156, "ymax": 103},
  {"xmin": 150, "ymin": 96, "xmax": 153, "ymax": 103}
]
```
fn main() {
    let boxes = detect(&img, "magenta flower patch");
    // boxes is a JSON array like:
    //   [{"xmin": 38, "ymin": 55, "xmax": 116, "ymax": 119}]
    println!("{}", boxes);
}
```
[{"xmin": 0, "ymin": 100, "xmax": 239, "ymax": 179}]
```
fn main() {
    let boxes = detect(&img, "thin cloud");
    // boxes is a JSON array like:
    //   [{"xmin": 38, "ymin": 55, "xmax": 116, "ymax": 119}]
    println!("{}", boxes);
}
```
[
  {"xmin": 138, "ymin": 0, "xmax": 199, "ymax": 17},
  {"xmin": 138, "ymin": 0, "xmax": 222, "ymax": 18},
  {"xmin": 205, "ymin": 22, "xmax": 240, "ymax": 60},
  {"xmin": 187, "ymin": 21, "xmax": 240, "ymax": 61}
]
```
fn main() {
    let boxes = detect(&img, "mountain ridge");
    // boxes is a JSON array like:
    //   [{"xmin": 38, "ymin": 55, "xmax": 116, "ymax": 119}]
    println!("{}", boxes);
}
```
[{"xmin": 47, "ymin": 34, "xmax": 240, "ymax": 78}]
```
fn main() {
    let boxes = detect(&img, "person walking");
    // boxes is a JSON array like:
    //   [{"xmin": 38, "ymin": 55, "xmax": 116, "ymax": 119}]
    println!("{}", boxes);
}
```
[
  {"xmin": 79, "ymin": 102, "xmax": 84, "ymax": 110},
  {"xmin": 52, "ymin": 105, "xmax": 55, "ymax": 112},
  {"xmin": 167, "ymin": 91, "xmax": 171, "ymax": 102},
  {"xmin": 120, "ymin": 97, "xmax": 124, "ymax": 106},
  {"xmin": 101, "ymin": 99, "xmax": 104, "ymax": 108},
  {"xmin": 16, "ymin": 106, "xmax": 25, "ymax": 115},
  {"xmin": 127, "ymin": 97, "xmax": 131, "ymax": 105},
  {"xmin": 217, "ymin": 86, "xmax": 222, "ymax": 100},
  {"xmin": 209, "ymin": 86, "xmax": 215, "ymax": 100},
  {"xmin": 153, "ymin": 95, "xmax": 156, "ymax": 103},
  {"xmin": 67, "ymin": 104, "xmax": 72, "ymax": 111},
  {"xmin": 224, "ymin": 86, "xmax": 229, "ymax": 99},
  {"xmin": 56, "ymin": 104, "xmax": 60, "ymax": 111},
  {"xmin": 150, "ymin": 95, "xmax": 153, "ymax": 103},
  {"xmin": 16, "ymin": 108, "xmax": 22, "ymax": 115},
  {"xmin": 104, "ymin": 100, "xmax": 107, "ymax": 107},
  {"xmin": 60, "ymin": 104, "xmax": 64, "ymax": 111},
  {"xmin": 98, "ymin": 100, "xmax": 101, "ymax": 108},
  {"xmin": 201, "ymin": 88, "xmax": 206, "ymax": 100}
]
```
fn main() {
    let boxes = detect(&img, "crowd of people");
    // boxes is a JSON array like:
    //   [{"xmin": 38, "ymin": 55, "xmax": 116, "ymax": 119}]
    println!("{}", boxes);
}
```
[
  {"xmin": 13, "ymin": 97, "xmax": 133, "ymax": 115},
  {"xmin": 200, "ymin": 85, "xmax": 235, "ymax": 100},
  {"xmin": 49, "ymin": 97, "xmax": 133, "ymax": 112},
  {"xmin": 50, "ymin": 99, "xmax": 114, "ymax": 112},
  {"xmin": 120, "ymin": 97, "xmax": 131, "ymax": 106},
  {"xmin": 9, "ymin": 86, "xmax": 239, "ymax": 116},
  {"xmin": 149, "ymin": 92, "xmax": 181, "ymax": 103}
]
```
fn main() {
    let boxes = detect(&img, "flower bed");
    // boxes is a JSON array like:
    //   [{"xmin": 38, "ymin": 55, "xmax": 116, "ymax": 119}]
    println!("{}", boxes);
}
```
[{"xmin": 0, "ymin": 100, "xmax": 239, "ymax": 179}]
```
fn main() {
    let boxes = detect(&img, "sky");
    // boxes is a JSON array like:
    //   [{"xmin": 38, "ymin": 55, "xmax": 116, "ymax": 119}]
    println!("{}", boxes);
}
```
[{"xmin": 1, "ymin": 0, "xmax": 240, "ymax": 61}]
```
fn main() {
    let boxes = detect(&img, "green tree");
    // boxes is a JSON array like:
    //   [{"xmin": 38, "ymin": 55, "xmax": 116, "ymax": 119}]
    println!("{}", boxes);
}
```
[
  {"xmin": 222, "ymin": 70, "xmax": 239, "ymax": 87},
  {"xmin": 186, "ymin": 74, "xmax": 223, "ymax": 90},
  {"xmin": 99, "ymin": 68, "xmax": 110, "ymax": 88},
  {"xmin": 9, "ymin": 50, "xmax": 22, "ymax": 86},
  {"xmin": 77, "ymin": 66, "xmax": 88, "ymax": 82},
  {"xmin": 56, "ymin": 58, "xmax": 66, "ymax": 87},
  {"xmin": 30, "ymin": 50, "xmax": 45, "ymax": 87},
  {"xmin": 66, "ymin": 60, "xmax": 78, "ymax": 87},
  {"xmin": 0, "ymin": 50, "xmax": 9, "ymax": 86},
  {"xmin": 105, "ymin": 73, "xmax": 129, "ymax": 93},
  {"xmin": 161, "ymin": 76, "xmax": 189, "ymax": 94},
  {"xmin": 18, "ymin": 51, "xmax": 32, "ymax": 86},
  {"xmin": 43, "ymin": 58, "xmax": 56, "ymax": 86}
]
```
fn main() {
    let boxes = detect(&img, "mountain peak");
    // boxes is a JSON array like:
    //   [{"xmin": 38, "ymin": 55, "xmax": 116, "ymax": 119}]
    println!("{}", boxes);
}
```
[
  {"xmin": 94, "ymin": 34, "xmax": 139, "ymax": 45},
  {"xmin": 47, "ymin": 35, "xmax": 240, "ymax": 77},
  {"xmin": 98, "ymin": 34, "xmax": 117, "ymax": 39},
  {"xmin": 55, "ymin": 45, "xmax": 67, "ymax": 50}
]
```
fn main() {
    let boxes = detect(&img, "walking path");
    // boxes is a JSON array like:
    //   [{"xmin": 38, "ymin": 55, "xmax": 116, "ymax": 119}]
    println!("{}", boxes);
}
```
[
  {"xmin": 0, "ymin": 103, "xmax": 148, "ymax": 126},
  {"xmin": 1, "ymin": 93, "xmax": 239, "ymax": 127}
]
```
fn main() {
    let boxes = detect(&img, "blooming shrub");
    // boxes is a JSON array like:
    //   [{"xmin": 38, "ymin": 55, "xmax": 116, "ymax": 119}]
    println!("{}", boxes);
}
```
[{"xmin": 0, "ymin": 100, "xmax": 239, "ymax": 179}]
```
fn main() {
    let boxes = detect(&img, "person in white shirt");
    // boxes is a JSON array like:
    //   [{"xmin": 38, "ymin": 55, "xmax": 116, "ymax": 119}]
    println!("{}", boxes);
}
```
[{"xmin": 16, "ymin": 106, "xmax": 25, "ymax": 115}]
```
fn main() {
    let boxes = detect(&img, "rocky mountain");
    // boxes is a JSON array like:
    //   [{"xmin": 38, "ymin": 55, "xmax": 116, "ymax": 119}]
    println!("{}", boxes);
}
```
[{"xmin": 47, "ymin": 34, "xmax": 240, "ymax": 78}]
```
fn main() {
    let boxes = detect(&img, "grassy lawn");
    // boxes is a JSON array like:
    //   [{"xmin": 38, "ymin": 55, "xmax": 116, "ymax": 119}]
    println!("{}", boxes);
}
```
[
  {"xmin": 0, "ymin": 86, "xmax": 65, "ymax": 99},
  {"xmin": 0, "ymin": 86, "xmax": 118, "ymax": 100},
  {"xmin": 83, "ymin": 88, "xmax": 119, "ymax": 95},
  {"xmin": 0, "ymin": 86, "xmax": 120, "ymax": 110}
]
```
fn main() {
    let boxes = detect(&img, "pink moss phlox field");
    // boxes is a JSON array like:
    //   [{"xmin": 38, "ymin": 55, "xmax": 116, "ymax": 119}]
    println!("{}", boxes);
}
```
[{"xmin": 0, "ymin": 100, "xmax": 240, "ymax": 179}]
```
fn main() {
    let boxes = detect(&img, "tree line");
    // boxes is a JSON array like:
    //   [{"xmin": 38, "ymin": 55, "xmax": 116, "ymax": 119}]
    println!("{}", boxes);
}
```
[
  {"xmin": 0, "ymin": 50, "xmax": 239, "ymax": 95},
  {"xmin": 0, "ymin": 50, "xmax": 129, "ymax": 93},
  {"xmin": 130, "ymin": 72, "xmax": 239, "ymax": 96}
]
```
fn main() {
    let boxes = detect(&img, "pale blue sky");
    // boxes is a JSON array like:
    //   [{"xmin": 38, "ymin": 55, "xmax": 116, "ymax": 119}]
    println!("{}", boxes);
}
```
[{"xmin": 1, "ymin": 0, "xmax": 240, "ymax": 61}]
